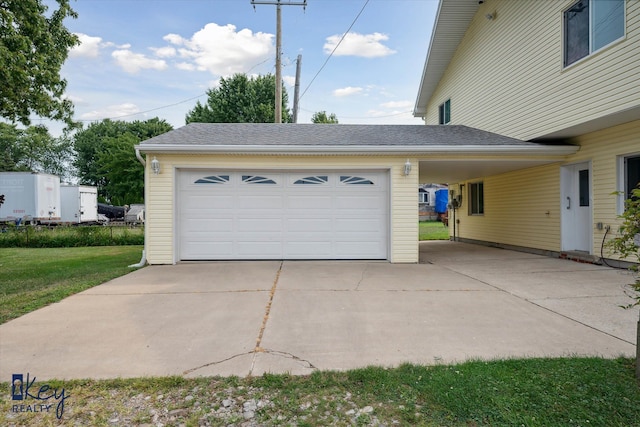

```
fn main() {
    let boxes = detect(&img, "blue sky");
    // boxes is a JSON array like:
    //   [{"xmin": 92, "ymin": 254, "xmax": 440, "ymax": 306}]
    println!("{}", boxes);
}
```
[{"xmin": 44, "ymin": 0, "xmax": 439, "ymax": 134}]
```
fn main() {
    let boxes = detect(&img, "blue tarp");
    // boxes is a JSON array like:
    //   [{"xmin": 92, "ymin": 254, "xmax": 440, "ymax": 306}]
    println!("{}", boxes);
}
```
[{"xmin": 435, "ymin": 189, "xmax": 448, "ymax": 214}]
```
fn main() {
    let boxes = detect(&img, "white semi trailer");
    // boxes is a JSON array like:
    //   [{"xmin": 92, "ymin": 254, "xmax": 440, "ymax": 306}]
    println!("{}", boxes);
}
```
[{"xmin": 0, "ymin": 172, "xmax": 61, "ymax": 224}]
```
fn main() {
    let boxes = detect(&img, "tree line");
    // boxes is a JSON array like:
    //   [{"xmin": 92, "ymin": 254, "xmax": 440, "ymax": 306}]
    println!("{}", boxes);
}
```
[{"xmin": 1, "ymin": 73, "xmax": 338, "ymax": 205}]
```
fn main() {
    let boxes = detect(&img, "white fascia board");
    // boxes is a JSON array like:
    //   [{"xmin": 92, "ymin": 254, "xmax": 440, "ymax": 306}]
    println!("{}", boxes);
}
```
[{"xmin": 136, "ymin": 144, "xmax": 579, "ymax": 156}]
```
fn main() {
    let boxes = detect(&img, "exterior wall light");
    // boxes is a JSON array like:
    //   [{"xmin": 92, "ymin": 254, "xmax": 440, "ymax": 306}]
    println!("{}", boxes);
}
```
[
  {"xmin": 404, "ymin": 159, "xmax": 412, "ymax": 176},
  {"xmin": 151, "ymin": 156, "xmax": 160, "ymax": 175}
]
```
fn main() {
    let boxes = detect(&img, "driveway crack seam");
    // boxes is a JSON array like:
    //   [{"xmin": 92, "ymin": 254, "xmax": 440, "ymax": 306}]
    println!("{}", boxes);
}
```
[
  {"xmin": 250, "ymin": 260, "xmax": 284, "ymax": 375},
  {"xmin": 355, "ymin": 263, "xmax": 368, "ymax": 290},
  {"xmin": 182, "ymin": 348, "xmax": 316, "ymax": 376}
]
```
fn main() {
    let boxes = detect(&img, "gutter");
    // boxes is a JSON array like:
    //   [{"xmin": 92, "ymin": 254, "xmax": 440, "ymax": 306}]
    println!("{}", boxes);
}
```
[
  {"xmin": 129, "ymin": 148, "xmax": 147, "ymax": 268},
  {"xmin": 135, "ymin": 144, "xmax": 579, "ymax": 157}
]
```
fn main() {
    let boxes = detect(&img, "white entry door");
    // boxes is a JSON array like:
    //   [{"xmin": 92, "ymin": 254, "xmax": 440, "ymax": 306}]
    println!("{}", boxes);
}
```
[
  {"xmin": 561, "ymin": 162, "xmax": 592, "ymax": 253},
  {"xmin": 177, "ymin": 170, "xmax": 389, "ymax": 260}
]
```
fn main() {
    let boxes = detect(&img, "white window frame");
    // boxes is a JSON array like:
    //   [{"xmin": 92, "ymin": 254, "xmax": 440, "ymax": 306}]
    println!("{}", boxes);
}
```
[
  {"xmin": 419, "ymin": 192, "xmax": 430, "ymax": 204},
  {"xmin": 617, "ymin": 152, "xmax": 640, "ymax": 214},
  {"xmin": 563, "ymin": 0, "xmax": 626, "ymax": 68}
]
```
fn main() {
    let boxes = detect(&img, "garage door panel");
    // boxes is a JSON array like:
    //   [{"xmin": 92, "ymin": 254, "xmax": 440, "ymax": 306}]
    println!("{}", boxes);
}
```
[
  {"xmin": 335, "ymin": 195, "xmax": 384, "ymax": 210},
  {"xmin": 236, "ymin": 218, "xmax": 282, "ymax": 232},
  {"xmin": 183, "ymin": 219, "xmax": 233, "ymax": 232},
  {"xmin": 334, "ymin": 218, "xmax": 382, "ymax": 232},
  {"xmin": 184, "ymin": 195, "xmax": 234, "ymax": 209},
  {"xmin": 179, "ymin": 170, "xmax": 388, "ymax": 260},
  {"xmin": 236, "ymin": 242, "xmax": 283, "ymax": 258},
  {"xmin": 182, "ymin": 241, "xmax": 233, "ymax": 259},
  {"xmin": 237, "ymin": 195, "xmax": 282, "ymax": 209},
  {"xmin": 286, "ymin": 195, "xmax": 332, "ymax": 209},
  {"xmin": 284, "ymin": 242, "xmax": 332, "ymax": 257},
  {"xmin": 335, "ymin": 241, "xmax": 386, "ymax": 256},
  {"xmin": 286, "ymin": 218, "xmax": 332, "ymax": 232}
]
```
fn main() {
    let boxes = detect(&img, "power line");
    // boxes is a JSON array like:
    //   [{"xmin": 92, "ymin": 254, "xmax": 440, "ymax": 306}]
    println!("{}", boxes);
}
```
[{"xmin": 298, "ymin": 0, "xmax": 370, "ymax": 102}]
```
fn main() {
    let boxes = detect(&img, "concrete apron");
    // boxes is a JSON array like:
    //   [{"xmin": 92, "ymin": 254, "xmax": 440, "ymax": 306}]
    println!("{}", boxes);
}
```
[{"xmin": 0, "ymin": 241, "xmax": 637, "ymax": 380}]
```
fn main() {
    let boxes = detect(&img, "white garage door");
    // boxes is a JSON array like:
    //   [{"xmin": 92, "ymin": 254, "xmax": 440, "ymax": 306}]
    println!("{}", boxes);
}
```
[{"xmin": 177, "ymin": 170, "xmax": 389, "ymax": 260}]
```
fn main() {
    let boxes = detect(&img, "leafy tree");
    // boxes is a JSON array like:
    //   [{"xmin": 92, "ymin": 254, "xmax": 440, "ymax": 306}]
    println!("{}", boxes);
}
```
[
  {"xmin": 73, "ymin": 118, "xmax": 172, "ymax": 203},
  {"xmin": 311, "ymin": 111, "xmax": 339, "ymax": 124},
  {"xmin": 0, "ymin": 123, "xmax": 73, "ymax": 179},
  {"xmin": 186, "ymin": 73, "xmax": 291, "ymax": 124},
  {"xmin": 0, "ymin": 0, "xmax": 79, "ymax": 126},
  {"xmin": 97, "ymin": 133, "xmax": 144, "ymax": 206},
  {"xmin": 606, "ymin": 186, "xmax": 640, "ymax": 378},
  {"xmin": 0, "ymin": 123, "xmax": 24, "ymax": 171}
]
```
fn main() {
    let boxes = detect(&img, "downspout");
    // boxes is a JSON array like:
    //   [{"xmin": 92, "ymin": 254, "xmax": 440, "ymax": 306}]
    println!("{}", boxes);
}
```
[{"xmin": 129, "ymin": 148, "xmax": 147, "ymax": 268}]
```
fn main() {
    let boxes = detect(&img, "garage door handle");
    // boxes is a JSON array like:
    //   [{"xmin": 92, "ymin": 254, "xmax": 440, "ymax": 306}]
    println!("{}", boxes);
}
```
[{"xmin": 566, "ymin": 196, "xmax": 571, "ymax": 210}]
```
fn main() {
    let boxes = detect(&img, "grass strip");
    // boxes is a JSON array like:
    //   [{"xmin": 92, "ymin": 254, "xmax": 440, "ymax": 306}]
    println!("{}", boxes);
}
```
[
  {"xmin": 1, "ymin": 358, "xmax": 638, "ymax": 426},
  {"xmin": 419, "ymin": 220, "xmax": 449, "ymax": 241},
  {"xmin": 0, "ymin": 246, "xmax": 143, "ymax": 324}
]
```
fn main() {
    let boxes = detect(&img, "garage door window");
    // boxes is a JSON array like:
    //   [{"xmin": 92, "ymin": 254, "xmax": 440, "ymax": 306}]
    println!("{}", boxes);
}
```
[
  {"xmin": 294, "ymin": 176, "xmax": 328, "ymax": 185},
  {"xmin": 242, "ymin": 175, "xmax": 277, "ymax": 184},
  {"xmin": 195, "ymin": 175, "xmax": 230, "ymax": 184},
  {"xmin": 340, "ymin": 176, "xmax": 374, "ymax": 185}
]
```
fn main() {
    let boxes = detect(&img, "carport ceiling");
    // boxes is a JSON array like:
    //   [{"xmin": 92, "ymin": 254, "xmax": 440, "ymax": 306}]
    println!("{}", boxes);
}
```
[{"xmin": 418, "ymin": 158, "xmax": 560, "ymax": 183}]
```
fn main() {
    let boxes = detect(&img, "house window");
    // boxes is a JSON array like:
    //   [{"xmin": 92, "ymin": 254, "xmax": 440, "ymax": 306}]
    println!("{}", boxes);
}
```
[
  {"xmin": 579, "ymin": 169, "xmax": 590, "ymax": 206},
  {"xmin": 340, "ymin": 176, "xmax": 374, "ymax": 185},
  {"xmin": 294, "ymin": 176, "xmax": 328, "ymax": 185},
  {"xmin": 625, "ymin": 155, "xmax": 640, "ymax": 200},
  {"xmin": 617, "ymin": 154, "xmax": 640, "ymax": 212},
  {"xmin": 195, "ymin": 175, "xmax": 230, "ymax": 184},
  {"xmin": 242, "ymin": 175, "xmax": 276, "ymax": 184},
  {"xmin": 419, "ymin": 192, "xmax": 430, "ymax": 204},
  {"xmin": 564, "ymin": 0, "xmax": 625, "ymax": 67},
  {"xmin": 469, "ymin": 182, "xmax": 484, "ymax": 215},
  {"xmin": 438, "ymin": 99, "xmax": 451, "ymax": 125}
]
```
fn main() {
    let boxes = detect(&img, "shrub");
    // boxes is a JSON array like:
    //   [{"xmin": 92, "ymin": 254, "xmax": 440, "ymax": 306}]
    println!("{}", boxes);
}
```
[{"xmin": 0, "ymin": 225, "xmax": 144, "ymax": 248}]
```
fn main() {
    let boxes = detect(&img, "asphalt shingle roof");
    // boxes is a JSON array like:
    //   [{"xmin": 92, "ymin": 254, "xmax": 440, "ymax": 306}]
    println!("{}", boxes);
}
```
[{"xmin": 139, "ymin": 123, "xmax": 554, "ymax": 147}]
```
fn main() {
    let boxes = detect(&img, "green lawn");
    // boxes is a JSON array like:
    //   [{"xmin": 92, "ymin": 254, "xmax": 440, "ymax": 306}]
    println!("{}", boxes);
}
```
[
  {"xmin": 2, "ymin": 358, "xmax": 638, "ymax": 426},
  {"xmin": 419, "ymin": 220, "xmax": 450, "ymax": 241},
  {"xmin": 0, "ymin": 246, "xmax": 143, "ymax": 324},
  {"xmin": 2, "ymin": 246, "xmax": 639, "ymax": 426}
]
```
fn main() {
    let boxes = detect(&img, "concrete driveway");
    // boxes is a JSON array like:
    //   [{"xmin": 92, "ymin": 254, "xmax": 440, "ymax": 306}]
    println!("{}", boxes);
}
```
[{"xmin": 0, "ymin": 241, "xmax": 637, "ymax": 380}]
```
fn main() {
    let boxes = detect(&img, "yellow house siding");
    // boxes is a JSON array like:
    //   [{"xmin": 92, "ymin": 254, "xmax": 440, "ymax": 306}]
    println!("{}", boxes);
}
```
[
  {"xmin": 144, "ymin": 154, "xmax": 418, "ymax": 264},
  {"xmin": 426, "ymin": 0, "xmax": 640, "ymax": 140},
  {"xmin": 566, "ymin": 120, "xmax": 640, "ymax": 257},
  {"xmin": 453, "ymin": 164, "xmax": 562, "ymax": 252}
]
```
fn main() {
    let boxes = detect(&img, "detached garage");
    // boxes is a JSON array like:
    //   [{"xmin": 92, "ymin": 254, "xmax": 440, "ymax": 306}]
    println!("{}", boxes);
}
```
[
  {"xmin": 136, "ymin": 123, "xmax": 575, "ymax": 264},
  {"xmin": 178, "ymin": 170, "xmax": 388, "ymax": 260}
]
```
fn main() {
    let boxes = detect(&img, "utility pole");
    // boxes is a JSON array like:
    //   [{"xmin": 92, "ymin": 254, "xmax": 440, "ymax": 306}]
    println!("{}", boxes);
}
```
[
  {"xmin": 292, "ymin": 54, "xmax": 302, "ymax": 123},
  {"xmin": 251, "ymin": 0, "xmax": 306, "ymax": 123}
]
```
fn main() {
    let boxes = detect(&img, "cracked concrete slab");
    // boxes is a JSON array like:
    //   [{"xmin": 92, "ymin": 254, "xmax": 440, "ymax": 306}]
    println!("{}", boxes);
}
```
[{"xmin": 0, "ymin": 242, "xmax": 636, "ymax": 380}]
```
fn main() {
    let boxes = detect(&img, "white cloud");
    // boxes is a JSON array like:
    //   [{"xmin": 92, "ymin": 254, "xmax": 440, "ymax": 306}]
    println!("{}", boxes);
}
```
[
  {"xmin": 112, "ymin": 50, "xmax": 168, "ymax": 74},
  {"xmin": 164, "ymin": 23, "xmax": 274, "ymax": 75},
  {"xmin": 333, "ymin": 86, "xmax": 363, "ymax": 97},
  {"xmin": 282, "ymin": 75, "xmax": 296, "ymax": 87},
  {"xmin": 80, "ymin": 103, "xmax": 141, "ymax": 120},
  {"xmin": 324, "ymin": 32, "xmax": 396, "ymax": 58},
  {"xmin": 70, "ymin": 33, "xmax": 104, "ymax": 58},
  {"xmin": 380, "ymin": 100, "xmax": 413, "ymax": 109},
  {"xmin": 70, "ymin": 34, "xmax": 133, "ymax": 58},
  {"xmin": 176, "ymin": 62, "xmax": 196, "ymax": 71},
  {"xmin": 151, "ymin": 46, "xmax": 177, "ymax": 58}
]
